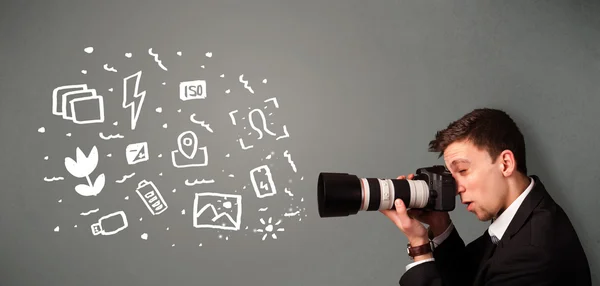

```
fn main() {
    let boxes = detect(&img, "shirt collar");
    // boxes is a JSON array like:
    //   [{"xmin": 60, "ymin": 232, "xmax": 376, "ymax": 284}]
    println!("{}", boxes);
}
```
[{"xmin": 488, "ymin": 177, "xmax": 534, "ymax": 240}]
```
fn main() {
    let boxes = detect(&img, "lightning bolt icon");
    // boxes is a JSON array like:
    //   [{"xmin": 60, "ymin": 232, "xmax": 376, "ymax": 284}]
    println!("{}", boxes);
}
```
[{"xmin": 123, "ymin": 71, "xmax": 146, "ymax": 130}]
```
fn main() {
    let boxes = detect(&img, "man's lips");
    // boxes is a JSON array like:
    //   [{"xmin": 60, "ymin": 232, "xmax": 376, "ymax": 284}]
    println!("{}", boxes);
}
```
[{"xmin": 463, "ymin": 201, "xmax": 474, "ymax": 211}]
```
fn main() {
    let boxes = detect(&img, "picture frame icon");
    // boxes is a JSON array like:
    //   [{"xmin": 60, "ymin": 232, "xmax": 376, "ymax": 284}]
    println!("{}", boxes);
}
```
[
  {"xmin": 171, "ymin": 131, "xmax": 208, "ymax": 168},
  {"xmin": 193, "ymin": 193, "xmax": 242, "ymax": 231}
]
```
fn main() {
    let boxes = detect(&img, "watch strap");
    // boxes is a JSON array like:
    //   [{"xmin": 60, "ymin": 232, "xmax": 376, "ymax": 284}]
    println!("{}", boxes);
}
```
[{"xmin": 406, "ymin": 240, "xmax": 434, "ymax": 258}]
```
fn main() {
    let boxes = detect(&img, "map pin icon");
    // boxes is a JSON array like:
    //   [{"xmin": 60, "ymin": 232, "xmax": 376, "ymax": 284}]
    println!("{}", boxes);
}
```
[{"xmin": 177, "ymin": 131, "xmax": 198, "ymax": 159}]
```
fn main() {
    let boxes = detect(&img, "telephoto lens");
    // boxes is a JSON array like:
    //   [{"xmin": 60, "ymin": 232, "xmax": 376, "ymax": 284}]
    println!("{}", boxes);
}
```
[{"xmin": 317, "ymin": 165, "xmax": 456, "ymax": 218}]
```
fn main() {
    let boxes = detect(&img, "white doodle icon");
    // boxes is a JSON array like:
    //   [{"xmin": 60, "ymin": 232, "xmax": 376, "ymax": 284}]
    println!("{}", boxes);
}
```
[
  {"xmin": 171, "ymin": 131, "xmax": 208, "ymax": 168},
  {"xmin": 193, "ymin": 193, "xmax": 242, "ymax": 231},
  {"xmin": 180, "ymin": 80, "xmax": 206, "ymax": 101},
  {"xmin": 52, "ymin": 84, "xmax": 105, "ymax": 124},
  {"xmin": 136, "ymin": 180, "xmax": 168, "ymax": 215},
  {"xmin": 229, "ymin": 97, "xmax": 290, "ymax": 150},
  {"xmin": 91, "ymin": 211, "xmax": 128, "ymax": 236},
  {"xmin": 126, "ymin": 142, "xmax": 149, "ymax": 165},
  {"xmin": 64, "ymin": 146, "xmax": 105, "ymax": 197},
  {"xmin": 123, "ymin": 71, "xmax": 146, "ymax": 130},
  {"xmin": 254, "ymin": 217, "xmax": 285, "ymax": 241},
  {"xmin": 250, "ymin": 165, "xmax": 277, "ymax": 198}
]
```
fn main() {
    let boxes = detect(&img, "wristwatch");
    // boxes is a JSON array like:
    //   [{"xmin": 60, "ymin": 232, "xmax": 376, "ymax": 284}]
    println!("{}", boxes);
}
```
[{"xmin": 406, "ymin": 240, "xmax": 434, "ymax": 259}]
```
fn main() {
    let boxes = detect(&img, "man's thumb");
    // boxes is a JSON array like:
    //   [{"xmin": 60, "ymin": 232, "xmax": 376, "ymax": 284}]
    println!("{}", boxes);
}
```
[{"xmin": 394, "ymin": 199, "xmax": 410, "ymax": 225}]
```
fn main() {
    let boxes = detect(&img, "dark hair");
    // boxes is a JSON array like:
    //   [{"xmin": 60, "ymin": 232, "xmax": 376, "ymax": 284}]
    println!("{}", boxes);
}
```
[{"xmin": 428, "ymin": 108, "xmax": 527, "ymax": 175}]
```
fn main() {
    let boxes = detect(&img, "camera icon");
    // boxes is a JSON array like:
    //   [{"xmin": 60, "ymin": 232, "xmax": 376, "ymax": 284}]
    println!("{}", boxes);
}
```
[
  {"xmin": 179, "ymin": 80, "xmax": 206, "ymax": 101},
  {"xmin": 171, "ymin": 130, "xmax": 208, "ymax": 168}
]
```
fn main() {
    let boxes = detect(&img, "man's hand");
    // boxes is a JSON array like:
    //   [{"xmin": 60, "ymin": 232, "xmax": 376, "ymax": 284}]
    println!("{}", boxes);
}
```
[{"xmin": 380, "ymin": 174, "xmax": 452, "ymax": 245}]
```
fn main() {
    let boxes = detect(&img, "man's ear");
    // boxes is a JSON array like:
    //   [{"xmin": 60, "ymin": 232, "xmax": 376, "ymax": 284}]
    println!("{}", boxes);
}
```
[{"xmin": 498, "ymin": 150, "xmax": 516, "ymax": 177}]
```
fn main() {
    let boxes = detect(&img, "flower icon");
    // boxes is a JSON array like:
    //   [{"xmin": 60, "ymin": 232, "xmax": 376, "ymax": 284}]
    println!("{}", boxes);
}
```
[
  {"xmin": 254, "ymin": 217, "xmax": 285, "ymax": 240},
  {"xmin": 64, "ymin": 146, "xmax": 105, "ymax": 196}
]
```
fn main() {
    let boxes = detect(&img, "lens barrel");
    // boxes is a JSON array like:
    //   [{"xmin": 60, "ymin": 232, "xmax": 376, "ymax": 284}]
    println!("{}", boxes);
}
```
[{"xmin": 317, "ymin": 172, "xmax": 431, "ymax": 218}]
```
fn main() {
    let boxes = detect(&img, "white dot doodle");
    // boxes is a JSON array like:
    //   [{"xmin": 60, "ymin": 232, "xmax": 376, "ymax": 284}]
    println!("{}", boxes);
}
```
[{"xmin": 84, "ymin": 47, "xmax": 94, "ymax": 54}]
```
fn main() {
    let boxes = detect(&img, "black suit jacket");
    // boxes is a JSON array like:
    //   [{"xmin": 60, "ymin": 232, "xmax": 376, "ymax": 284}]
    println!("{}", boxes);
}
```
[{"xmin": 399, "ymin": 175, "xmax": 591, "ymax": 286}]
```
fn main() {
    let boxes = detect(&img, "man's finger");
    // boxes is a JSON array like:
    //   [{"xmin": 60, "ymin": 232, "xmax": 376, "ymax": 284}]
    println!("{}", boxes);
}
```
[{"xmin": 394, "ymin": 199, "xmax": 412, "ymax": 227}]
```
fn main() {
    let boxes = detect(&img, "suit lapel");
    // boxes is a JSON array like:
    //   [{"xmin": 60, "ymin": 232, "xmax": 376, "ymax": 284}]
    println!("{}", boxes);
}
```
[{"xmin": 502, "ymin": 175, "xmax": 547, "ymax": 241}]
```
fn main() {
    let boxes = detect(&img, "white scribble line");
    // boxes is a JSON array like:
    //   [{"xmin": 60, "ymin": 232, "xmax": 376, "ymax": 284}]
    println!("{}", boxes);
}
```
[
  {"xmin": 190, "ymin": 114, "xmax": 214, "ymax": 133},
  {"xmin": 284, "ymin": 188, "xmax": 294, "ymax": 197},
  {"xmin": 284, "ymin": 211, "xmax": 300, "ymax": 217},
  {"xmin": 44, "ymin": 176, "xmax": 64, "ymax": 182},
  {"xmin": 264, "ymin": 97, "xmax": 279, "ymax": 108},
  {"xmin": 115, "ymin": 172, "xmax": 135, "ymax": 183},
  {"xmin": 239, "ymin": 138, "xmax": 253, "ymax": 150},
  {"xmin": 80, "ymin": 208, "xmax": 99, "ymax": 216},
  {"xmin": 185, "ymin": 179, "xmax": 215, "ymax": 186},
  {"xmin": 103, "ymin": 64, "xmax": 118, "ymax": 72},
  {"xmin": 229, "ymin": 110, "xmax": 238, "ymax": 125},
  {"xmin": 283, "ymin": 150, "xmax": 297, "ymax": 172},
  {"xmin": 99, "ymin": 132, "xmax": 124, "ymax": 140},
  {"xmin": 239, "ymin": 74, "xmax": 254, "ymax": 94},
  {"xmin": 148, "ymin": 48, "xmax": 168, "ymax": 71},
  {"xmin": 258, "ymin": 207, "xmax": 268, "ymax": 211},
  {"xmin": 276, "ymin": 125, "xmax": 289, "ymax": 140}
]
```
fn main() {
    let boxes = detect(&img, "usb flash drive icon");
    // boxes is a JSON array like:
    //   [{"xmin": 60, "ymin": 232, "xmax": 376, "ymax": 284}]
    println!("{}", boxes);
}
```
[{"xmin": 91, "ymin": 211, "xmax": 128, "ymax": 236}]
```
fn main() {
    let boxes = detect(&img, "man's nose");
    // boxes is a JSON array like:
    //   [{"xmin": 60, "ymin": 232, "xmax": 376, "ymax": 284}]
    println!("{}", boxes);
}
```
[{"xmin": 456, "ymin": 185, "xmax": 466, "ymax": 195}]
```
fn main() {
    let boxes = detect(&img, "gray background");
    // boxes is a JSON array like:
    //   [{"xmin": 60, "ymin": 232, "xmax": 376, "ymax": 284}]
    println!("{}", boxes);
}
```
[{"xmin": 1, "ymin": 0, "xmax": 599, "ymax": 285}]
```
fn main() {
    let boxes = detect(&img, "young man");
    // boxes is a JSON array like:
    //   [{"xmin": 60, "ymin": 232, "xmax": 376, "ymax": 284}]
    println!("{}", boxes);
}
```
[{"xmin": 381, "ymin": 108, "xmax": 591, "ymax": 286}]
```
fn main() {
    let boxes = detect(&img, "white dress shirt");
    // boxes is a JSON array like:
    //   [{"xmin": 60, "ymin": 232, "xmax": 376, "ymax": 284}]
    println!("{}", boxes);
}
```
[{"xmin": 405, "ymin": 177, "xmax": 535, "ymax": 271}]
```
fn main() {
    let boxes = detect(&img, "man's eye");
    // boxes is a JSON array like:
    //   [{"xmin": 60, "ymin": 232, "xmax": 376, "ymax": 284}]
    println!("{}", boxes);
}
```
[{"xmin": 459, "ymin": 170, "xmax": 466, "ymax": 174}]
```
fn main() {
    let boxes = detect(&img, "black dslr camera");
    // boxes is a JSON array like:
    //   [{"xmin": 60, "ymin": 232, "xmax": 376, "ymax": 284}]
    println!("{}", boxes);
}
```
[{"xmin": 317, "ymin": 165, "xmax": 457, "ymax": 218}]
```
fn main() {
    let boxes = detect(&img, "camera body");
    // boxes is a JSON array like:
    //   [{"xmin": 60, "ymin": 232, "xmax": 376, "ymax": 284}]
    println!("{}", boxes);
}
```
[{"xmin": 317, "ymin": 165, "xmax": 457, "ymax": 218}]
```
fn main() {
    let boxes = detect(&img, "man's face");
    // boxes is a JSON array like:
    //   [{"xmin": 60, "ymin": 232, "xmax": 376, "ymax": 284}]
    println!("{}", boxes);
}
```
[{"xmin": 443, "ymin": 140, "xmax": 508, "ymax": 221}]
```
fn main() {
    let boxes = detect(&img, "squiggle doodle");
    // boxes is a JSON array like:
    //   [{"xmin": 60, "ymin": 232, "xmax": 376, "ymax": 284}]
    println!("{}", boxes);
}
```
[
  {"xmin": 284, "ymin": 211, "xmax": 300, "ymax": 217},
  {"xmin": 239, "ymin": 74, "xmax": 254, "ymax": 94},
  {"xmin": 284, "ymin": 187, "xmax": 294, "ymax": 197},
  {"xmin": 185, "ymin": 179, "xmax": 215, "ymax": 186},
  {"xmin": 190, "ymin": 114, "xmax": 214, "ymax": 133},
  {"xmin": 44, "ymin": 176, "xmax": 64, "ymax": 182},
  {"xmin": 99, "ymin": 132, "xmax": 124, "ymax": 140},
  {"xmin": 283, "ymin": 150, "xmax": 297, "ymax": 172},
  {"xmin": 80, "ymin": 208, "xmax": 99, "ymax": 216},
  {"xmin": 103, "ymin": 64, "xmax": 117, "ymax": 72},
  {"xmin": 116, "ymin": 172, "xmax": 135, "ymax": 183},
  {"xmin": 148, "ymin": 48, "xmax": 168, "ymax": 71}
]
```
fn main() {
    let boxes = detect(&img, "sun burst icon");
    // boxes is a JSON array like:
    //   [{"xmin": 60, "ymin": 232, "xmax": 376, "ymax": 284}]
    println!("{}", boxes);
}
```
[{"xmin": 254, "ymin": 217, "xmax": 285, "ymax": 240}]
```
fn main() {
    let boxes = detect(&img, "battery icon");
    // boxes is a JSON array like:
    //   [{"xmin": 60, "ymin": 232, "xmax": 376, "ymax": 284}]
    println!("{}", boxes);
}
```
[{"xmin": 136, "ymin": 180, "xmax": 168, "ymax": 215}]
